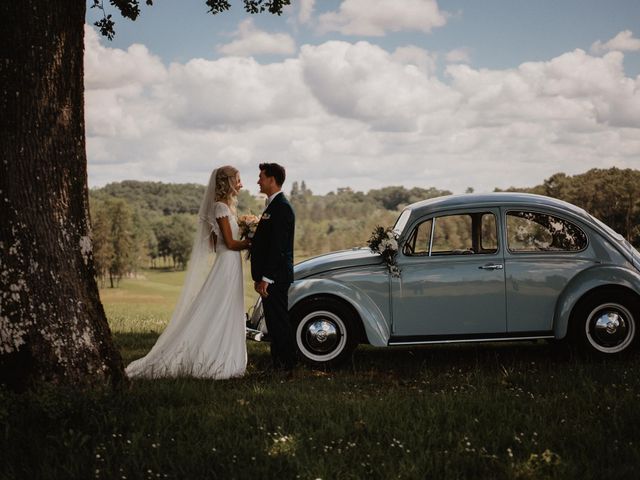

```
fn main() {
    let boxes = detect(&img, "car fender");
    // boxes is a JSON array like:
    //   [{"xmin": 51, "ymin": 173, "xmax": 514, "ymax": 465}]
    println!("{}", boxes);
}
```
[
  {"xmin": 554, "ymin": 264, "xmax": 640, "ymax": 338},
  {"xmin": 288, "ymin": 278, "xmax": 390, "ymax": 346}
]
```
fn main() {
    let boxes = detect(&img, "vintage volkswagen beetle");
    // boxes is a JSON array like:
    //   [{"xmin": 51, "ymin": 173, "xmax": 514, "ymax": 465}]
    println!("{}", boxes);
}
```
[{"xmin": 247, "ymin": 192, "xmax": 640, "ymax": 367}]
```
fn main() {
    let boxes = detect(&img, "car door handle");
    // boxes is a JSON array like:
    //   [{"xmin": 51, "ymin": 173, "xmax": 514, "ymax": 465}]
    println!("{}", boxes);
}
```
[{"xmin": 479, "ymin": 264, "xmax": 503, "ymax": 270}]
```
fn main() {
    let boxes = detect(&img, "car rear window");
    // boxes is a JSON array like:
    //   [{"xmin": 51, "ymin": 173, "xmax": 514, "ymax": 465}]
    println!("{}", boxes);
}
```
[{"xmin": 506, "ymin": 211, "xmax": 587, "ymax": 252}]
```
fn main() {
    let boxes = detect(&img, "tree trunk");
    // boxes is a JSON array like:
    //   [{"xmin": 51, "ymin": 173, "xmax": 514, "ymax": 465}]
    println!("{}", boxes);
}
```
[{"xmin": 0, "ymin": 1, "xmax": 125, "ymax": 389}]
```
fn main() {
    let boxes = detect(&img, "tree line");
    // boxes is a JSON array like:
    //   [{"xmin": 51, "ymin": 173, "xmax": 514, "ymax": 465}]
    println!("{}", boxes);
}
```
[
  {"xmin": 499, "ymin": 168, "xmax": 640, "ymax": 245},
  {"xmin": 89, "ymin": 167, "xmax": 640, "ymax": 287},
  {"xmin": 88, "ymin": 180, "xmax": 450, "ymax": 285},
  {"xmin": 90, "ymin": 197, "xmax": 195, "ymax": 287}
]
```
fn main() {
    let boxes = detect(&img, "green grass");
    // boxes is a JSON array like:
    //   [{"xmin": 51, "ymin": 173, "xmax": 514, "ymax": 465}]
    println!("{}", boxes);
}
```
[
  {"xmin": 102, "ymin": 264, "xmax": 259, "ymax": 330},
  {"xmin": 2, "ymin": 268, "xmax": 640, "ymax": 479}
]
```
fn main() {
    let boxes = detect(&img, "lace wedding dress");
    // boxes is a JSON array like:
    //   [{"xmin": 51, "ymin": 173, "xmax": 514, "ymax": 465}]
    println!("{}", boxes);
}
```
[{"xmin": 126, "ymin": 200, "xmax": 247, "ymax": 379}]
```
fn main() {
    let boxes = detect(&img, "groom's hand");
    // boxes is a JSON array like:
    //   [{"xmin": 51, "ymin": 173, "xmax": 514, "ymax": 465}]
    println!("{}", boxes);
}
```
[{"xmin": 255, "ymin": 280, "xmax": 269, "ymax": 298}]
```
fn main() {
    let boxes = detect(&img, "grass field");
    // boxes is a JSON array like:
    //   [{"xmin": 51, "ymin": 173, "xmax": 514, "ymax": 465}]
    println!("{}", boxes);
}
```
[{"xmin": 2, "ymin": 266, "xmax": 640, "ymax": 479}]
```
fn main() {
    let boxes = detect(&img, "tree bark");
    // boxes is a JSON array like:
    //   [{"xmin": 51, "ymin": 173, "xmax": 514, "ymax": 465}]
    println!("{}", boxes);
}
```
[{"xmin": 0, "ymin": 1, "xmax": 125, "ymax": 389}]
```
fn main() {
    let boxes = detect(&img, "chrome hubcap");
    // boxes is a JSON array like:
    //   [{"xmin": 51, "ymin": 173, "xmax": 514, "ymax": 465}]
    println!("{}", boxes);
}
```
[
  {"xmin": 586, "ymin": 303, "xmax": 635, "ymax": 353},
  {"xmin": 599, "ymin": 313, "xmax": 620, "ymax": 334},
  {"xmin": 296, "ymin": 310, "xmax": 347, "ymax": 362},
  {"xmin": 306, "ymin": 320, "xmax": 338, "ymax": 352}
]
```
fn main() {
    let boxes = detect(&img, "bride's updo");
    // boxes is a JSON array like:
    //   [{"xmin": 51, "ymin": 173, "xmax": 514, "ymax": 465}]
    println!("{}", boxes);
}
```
[{"xmin": 215, "ymin": 165, "xmax": 239, "ymax": 203}]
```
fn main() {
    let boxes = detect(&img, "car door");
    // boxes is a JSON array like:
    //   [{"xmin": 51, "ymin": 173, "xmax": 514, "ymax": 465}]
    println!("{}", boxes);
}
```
[
  {"xmin": 390, "ymin": 208, "xmax": 506, "ymax": 340},
  {"xmin": 502, "ymin": 208, "xmax": 592, "ymax": 333}
]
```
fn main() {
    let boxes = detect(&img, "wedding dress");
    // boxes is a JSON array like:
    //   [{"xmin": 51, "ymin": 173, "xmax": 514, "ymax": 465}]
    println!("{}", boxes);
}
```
[{"xmin": 126, "ymin": 171, "xmax": 247, "ymax": 379}]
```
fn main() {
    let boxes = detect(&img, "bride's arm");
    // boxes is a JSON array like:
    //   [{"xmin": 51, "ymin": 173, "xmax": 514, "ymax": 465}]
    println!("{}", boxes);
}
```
[{"xmin": 216, "ymin": 216, "xmax": 250, "ymax": 251}]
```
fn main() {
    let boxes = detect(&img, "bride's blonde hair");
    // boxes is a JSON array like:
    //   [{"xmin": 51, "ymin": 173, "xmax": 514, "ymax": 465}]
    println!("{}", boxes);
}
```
[{"xmin": 215, "ymin": 165, "xmax": 239, "ymax": 212}]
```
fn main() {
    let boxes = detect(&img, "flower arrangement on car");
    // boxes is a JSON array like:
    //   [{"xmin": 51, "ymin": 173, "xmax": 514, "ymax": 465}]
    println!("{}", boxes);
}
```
[{"xmin": 367, "ymin": 225, "xmax": 401, "ymax": 277}]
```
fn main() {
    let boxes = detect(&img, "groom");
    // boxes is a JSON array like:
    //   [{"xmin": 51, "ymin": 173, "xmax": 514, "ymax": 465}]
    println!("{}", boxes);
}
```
[{"xmin": 251, "ymin": 163, "xmax": 297, "ymax": 372}]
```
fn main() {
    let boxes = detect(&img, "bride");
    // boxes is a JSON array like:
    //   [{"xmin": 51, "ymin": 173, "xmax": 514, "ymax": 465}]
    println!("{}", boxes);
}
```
[{"xmin": 126, "ymin": 166, "xmax": 251, "ymax": 379}]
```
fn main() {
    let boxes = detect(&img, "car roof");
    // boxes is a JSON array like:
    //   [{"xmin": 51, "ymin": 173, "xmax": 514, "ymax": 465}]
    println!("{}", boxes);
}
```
[{"xmin": 407, "ymin": 192, "xmax": 590, "ymax": 220}]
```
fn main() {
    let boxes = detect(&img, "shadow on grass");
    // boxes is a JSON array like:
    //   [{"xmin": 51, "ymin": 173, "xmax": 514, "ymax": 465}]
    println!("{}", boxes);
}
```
[
  {"xmin": 115, "ymin": 330, "xmax": 639, "ymax": 380},
  {"xmin": 353, "ymin": 340, "xmax": 570, "ymax": 368},
  {"xmin": 350, "ymin": 340, "xmax": 640, "ymax": 377}
]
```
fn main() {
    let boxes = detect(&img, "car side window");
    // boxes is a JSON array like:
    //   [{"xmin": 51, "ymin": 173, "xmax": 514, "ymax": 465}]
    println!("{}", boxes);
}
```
[
  {"xmin": 506, "ymin": 211, "xmax": 587, "ymax": 252},
  {"xmin": 403, "ymin": 219, "xmax": 432, "ymax": 255},
  {"xmin": 405, "ymin": 213, "xmax": 499, "ymax": 256},
  {"xmin": 432, "ymin": 213, "xmax": 498, "ymax": 255},
  {"xmin": 432, "ymin": 214, "xmax": 473, "ymax": 254}
]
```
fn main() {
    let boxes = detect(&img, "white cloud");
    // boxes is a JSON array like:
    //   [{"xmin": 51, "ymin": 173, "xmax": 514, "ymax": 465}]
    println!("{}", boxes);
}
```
[
  {"xmin": 298, "ymin": 0, "xmax": 315, "ymax": 24},
  {"xmin": 445, "ymin": 48, "xmax": 471, "ymax": 64},
  {"xmin": 84, "ymin": 26, "xmax": 168, "ymax": 140},
  {"xmin": 591, "ymin": 30, "xmax": 640, "ymax": 54},
  {"xmin": 84, "ymin": 26, "xmax": 166, "ymax": 91},
  {"xmin": 215, "ymin": 19, "xmax": 296, "ymax": 57},
  {"xmin": 317, "ymin": 0, "xmax": 448, "ymax": 36},
  {"xmin": 156, "ymin": 56, "xmax": 318, "ymax": 129},
  {"xmin": 85, "ymin": 27, "xmax": 640, "ymax": 196},
  {"xmin": 445, "ymin": 49, "xmax": 640, "ymax": 128},
  {"xmin": 300, "ymin": 41, "xmax": 457, "ymax": 131},
  {"xmin": 392, "ymin": 45, "xmax": 438, "ymax": 74}
]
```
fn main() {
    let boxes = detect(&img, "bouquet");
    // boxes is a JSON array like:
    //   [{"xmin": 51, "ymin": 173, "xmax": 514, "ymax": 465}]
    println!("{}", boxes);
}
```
[
  {"xmin": 367, "ymin": 225, "xmax": 401, "ymax": 277},
  {"xmin": 238, "ymin": 214, "xmax": 260, "ymax": 260},
  {"xmin": 238, "ymin": 214, "xmax": 260, "ymax": 239}
]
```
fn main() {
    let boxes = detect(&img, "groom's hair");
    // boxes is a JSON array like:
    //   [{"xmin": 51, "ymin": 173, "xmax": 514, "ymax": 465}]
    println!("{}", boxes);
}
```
[{"xmin": 259, "ymin": 163, "xmax": 286, "ymax": 186}]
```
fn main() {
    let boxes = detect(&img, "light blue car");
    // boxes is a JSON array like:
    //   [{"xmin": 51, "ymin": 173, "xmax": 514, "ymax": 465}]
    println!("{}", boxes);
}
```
[{"xmin": 247, "ymin": 193, "xmax": 640, "ymax": 367}]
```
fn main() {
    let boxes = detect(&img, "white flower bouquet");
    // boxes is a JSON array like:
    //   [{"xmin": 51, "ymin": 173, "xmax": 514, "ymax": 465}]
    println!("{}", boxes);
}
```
[{"xmin": 367, "ymin": 225, "xmax": 401, "ymax": 277}]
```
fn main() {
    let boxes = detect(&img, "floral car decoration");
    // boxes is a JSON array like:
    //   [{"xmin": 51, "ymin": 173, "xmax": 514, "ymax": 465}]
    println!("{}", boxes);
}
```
[{"xmin": 367, "ymin": 226, "xmax": 401, "ymax": 277}]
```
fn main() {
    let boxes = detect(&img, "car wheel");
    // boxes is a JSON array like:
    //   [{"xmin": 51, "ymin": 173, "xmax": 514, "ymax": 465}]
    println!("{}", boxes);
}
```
[
  {"xmin": 291, "ymin": 296, "xmax": 359, "ymax": 368},
  {"xmin": 571, "ymin": 289, "xmax": 639, "ymax": 355}
]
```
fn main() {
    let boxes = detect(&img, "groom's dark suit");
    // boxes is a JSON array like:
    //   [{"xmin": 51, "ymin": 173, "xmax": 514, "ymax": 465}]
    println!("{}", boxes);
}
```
[{"xmin": 250, "ymin": 192, "xmax": 296, "ymax": 369}]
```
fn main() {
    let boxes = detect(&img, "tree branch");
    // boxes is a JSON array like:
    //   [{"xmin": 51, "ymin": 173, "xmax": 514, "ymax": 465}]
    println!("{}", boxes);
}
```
[{"xmin": 94, "ymin": 0, "xmax": 291, "ymax": 39}]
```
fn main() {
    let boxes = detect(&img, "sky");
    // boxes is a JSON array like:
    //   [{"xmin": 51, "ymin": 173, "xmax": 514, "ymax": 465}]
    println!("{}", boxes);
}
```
[{"xmin": 84, "ymin": 0, "xmax": 640, "ymax": 196}]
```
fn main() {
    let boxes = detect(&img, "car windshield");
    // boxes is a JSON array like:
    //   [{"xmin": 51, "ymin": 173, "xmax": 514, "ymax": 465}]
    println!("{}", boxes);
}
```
[{"xmin": 393, "ymin": 209, "xmax": 412, "ymax": 236}]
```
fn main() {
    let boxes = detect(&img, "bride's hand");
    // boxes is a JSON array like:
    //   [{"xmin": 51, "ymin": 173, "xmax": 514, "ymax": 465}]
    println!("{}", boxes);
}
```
[{"xmin": 241, "ymin": 238, "xmax": 251, "ymax": 250}]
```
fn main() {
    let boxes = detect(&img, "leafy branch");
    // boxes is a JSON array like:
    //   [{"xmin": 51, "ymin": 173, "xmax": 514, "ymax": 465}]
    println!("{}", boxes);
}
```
[
  {"xmin": 93, "ymin": 0, "xmax": 291, "ymax": 40},
  {"xmin": 91, "ymin": 0, "xmax": 151, "ymax": 40}
]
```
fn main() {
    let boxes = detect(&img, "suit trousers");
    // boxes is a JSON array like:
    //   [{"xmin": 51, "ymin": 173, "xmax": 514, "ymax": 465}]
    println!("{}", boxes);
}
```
[{"xmin": 263, "ymin": 283, "xmax": 297, "ymax": 370}]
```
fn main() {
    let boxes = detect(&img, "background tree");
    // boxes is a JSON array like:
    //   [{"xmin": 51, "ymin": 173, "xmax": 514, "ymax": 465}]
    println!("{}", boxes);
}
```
[
  {"xmin": 150, "ymin": 215, "xmax": 195, "ymax": 269},
  {"xmin": 86, "ymin": 198, "xmax": 144, "ymax": 287},
  {"xmin": 90, "ymin": 199, "xmax": 115, "ymax": 288},
  {"xmin": 0, "ymin": 0, "xmax": 290, "ymax": 389},
  {"xmin": 166, "ymin": 215, "xmax": 196, "ymax": 270},
  {"xmin": 154, "ymin": 219, "xmax": 174, "ymax": 267},
  {"xmin": 499, "ymin": 167, "xmax": 640, "ymax": 244},
  {"xmin": 146, "ymin": 229, "xmax": 160, "ymax": 269},
  {"xmin": 129, "ymin": 207, "xmax": 152, "ymax": 275},
  {"xmin": 107, "ymin": 200, "xmax": 135, "ymax": 288},
  {"xmin": 89, "ymin": 169, "xmax": 640, "ymax": 278},
  {"xmin": 237, "ymin": 189, "xmax": 263, "ymax": 214}
]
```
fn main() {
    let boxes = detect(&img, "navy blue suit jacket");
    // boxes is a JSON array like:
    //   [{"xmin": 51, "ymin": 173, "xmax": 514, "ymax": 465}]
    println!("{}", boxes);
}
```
[{"xmin": 250, "ymin": 192, "xmax": 295, "ymax": 286}]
